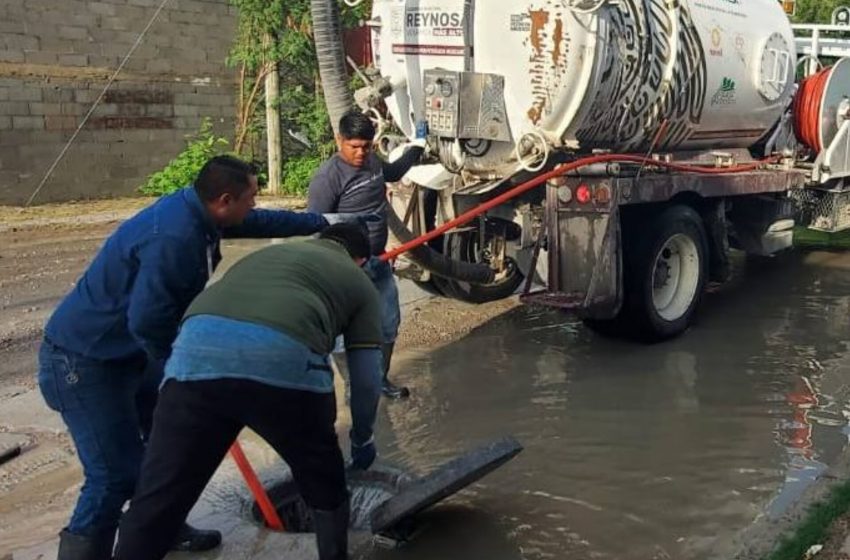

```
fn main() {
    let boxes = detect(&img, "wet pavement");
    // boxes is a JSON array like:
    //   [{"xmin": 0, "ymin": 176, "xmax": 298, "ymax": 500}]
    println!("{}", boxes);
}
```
[{"xmin": 360, "ymin": 250, "xmax": 850, "ymax": 560}]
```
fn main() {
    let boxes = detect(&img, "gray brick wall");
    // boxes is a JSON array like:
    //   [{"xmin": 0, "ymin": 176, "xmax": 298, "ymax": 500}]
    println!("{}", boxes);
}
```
[{"xmin": 0, "ymin": 0, "xmax": 237, "ymax": 204}]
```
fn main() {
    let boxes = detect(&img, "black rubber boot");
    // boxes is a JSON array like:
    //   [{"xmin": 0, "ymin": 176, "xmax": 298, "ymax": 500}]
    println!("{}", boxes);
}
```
[
  {"xmin": 380, "ymin": 342, "xmax": 410, "ymax": 399},
  {"xmin": 170, "ymin": 523, "xmax": 222, "ymax": 552},
  {"xmin": 312, "ymin": 499, "xmax": 350, "ymax": 560},
  {"xmin": 57, "ymin": 529, "xmax": 115, "ymax": 560}
]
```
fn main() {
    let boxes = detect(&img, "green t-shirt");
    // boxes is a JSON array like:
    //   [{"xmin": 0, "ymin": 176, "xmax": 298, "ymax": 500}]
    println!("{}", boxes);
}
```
[{"xmin": 184, "ymin": 239, "xmax": 382, "ymax": 354}]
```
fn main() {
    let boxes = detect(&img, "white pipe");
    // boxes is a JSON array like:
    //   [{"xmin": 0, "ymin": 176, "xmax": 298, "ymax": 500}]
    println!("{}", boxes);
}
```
[{"xmin": 809, "ymin": 28, "xmax": 821, "ymax": 77}]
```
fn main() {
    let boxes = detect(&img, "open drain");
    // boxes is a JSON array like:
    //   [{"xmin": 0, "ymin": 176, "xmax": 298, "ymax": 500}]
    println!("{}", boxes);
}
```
[
  {"xmin": 250, "ymin": 437, "xmax": 523, "ymax": 542},
  {"xmin": 250, "ymin": 467, "xmax": 410, "ymax": 532}
]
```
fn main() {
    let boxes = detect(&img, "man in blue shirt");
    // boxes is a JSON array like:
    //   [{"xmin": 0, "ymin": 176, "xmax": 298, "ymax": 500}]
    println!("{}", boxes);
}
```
[
  {"xmin": 38, "ymin": 155, "xmax": 329, "ymax": 559},
  {"xmin": 308, "ymin": 111, "xmax": 424, "ymax": 400}
]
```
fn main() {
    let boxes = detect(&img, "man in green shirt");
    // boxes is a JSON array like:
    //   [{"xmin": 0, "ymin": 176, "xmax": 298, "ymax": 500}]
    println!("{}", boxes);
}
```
[{"xmin": 114, "ymin": 223, "xmax": 383, "ymax": 560}]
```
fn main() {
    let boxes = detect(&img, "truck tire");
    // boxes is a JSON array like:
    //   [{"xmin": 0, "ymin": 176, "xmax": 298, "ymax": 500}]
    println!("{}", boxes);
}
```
[
  {"xmin": 432, "ymin": 230, "xmax": 525, "ymax": 303},
  {"xmin": 625, "ymin": 205, "xmax": 708, "ymax": 341},
  {"xmin": 584, "ymin": 205, "xmax": 708, "ymax": 341}
]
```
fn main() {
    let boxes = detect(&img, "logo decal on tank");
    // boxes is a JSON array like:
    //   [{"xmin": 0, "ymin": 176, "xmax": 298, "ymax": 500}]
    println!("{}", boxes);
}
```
[{"xmin": 710, "ymin": 77, "xmax": 737, "ymax": 106}]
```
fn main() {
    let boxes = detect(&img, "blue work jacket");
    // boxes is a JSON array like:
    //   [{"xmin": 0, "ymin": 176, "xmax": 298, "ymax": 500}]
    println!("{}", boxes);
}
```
[{"xmin": 44, "ymin": 187, "xmax": 327, "ymax": 364}]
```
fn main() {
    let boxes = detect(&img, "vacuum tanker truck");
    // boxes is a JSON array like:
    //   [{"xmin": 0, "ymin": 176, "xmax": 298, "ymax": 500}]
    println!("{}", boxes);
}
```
[{"xmin": 314, "ymin": 0, "xmax": 850, "ymax": 340}]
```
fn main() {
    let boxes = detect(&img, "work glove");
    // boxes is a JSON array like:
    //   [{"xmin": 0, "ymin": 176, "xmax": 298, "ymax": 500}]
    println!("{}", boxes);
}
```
[
  {"xmin": 415, "ymin": 119, "xmax": 428, "ymax": 139},
  {"xmin": 411, "ymin": 119, "xmax": 429, "ymax": 149},
  {"xmin": 349, "ymin": 437, "xmax": 377, "ymax": 471}
]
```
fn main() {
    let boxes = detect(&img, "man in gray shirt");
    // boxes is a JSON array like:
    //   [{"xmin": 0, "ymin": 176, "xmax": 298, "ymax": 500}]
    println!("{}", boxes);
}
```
[{"xmin": 308, "ymin": 111, "xmax": 424, "ymax": 399}]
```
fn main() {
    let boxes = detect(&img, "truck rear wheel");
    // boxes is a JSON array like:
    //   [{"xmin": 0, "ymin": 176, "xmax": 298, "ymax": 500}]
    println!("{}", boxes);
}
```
[
  {"xmin": 627, "ymin": 205, "xmax": 708, "ymax": 340},
  {"xmin": 585, "ymin": 205, "xmax": 708, "ymax": 341}
]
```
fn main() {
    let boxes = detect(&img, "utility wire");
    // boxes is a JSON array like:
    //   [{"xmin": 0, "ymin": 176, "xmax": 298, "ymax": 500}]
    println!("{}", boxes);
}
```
[{"xmin": 25, "ymin": 0, "xmax": 172, "ymax": 207}]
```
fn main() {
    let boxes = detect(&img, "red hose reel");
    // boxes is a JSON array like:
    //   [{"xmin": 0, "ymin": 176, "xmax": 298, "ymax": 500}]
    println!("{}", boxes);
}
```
[
  {"xmin": 793, "ymin": 66, "xmax": 832, "ymax": 152},
  {"xmin": 792, "ymin": 58, "xmax": 850, "ymax": 154}
]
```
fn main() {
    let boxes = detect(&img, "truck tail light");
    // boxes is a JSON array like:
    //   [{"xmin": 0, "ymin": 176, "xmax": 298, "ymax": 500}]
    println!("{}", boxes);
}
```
[{"xmin": 575, "ymin": 184, "xmax": 592, "ymax": 204}]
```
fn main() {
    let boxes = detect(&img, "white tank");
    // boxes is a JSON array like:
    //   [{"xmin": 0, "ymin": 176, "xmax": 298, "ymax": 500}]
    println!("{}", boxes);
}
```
[{"xmin": 370, "ymin": 0, "xmax": 796, "ymax": 167}]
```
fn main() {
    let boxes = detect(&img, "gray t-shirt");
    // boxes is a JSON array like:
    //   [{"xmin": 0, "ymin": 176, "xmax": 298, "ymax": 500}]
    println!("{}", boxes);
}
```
[
  {"xmin": 307, "ymin": 148, "xmax": 423, "ymax": 255},
  {"xmin": 308, "ymin": 153, "xmax": 388, "ymax": 255}
]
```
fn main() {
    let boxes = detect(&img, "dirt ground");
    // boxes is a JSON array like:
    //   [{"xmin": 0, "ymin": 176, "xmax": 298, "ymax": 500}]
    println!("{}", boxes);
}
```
[
  {"xmin": 817, "ymin": 515, "xmax": 850, "ymax": 560},
  {"xmin": 0, "ymin": 196, "xmax": 518, "ymax": 556}
]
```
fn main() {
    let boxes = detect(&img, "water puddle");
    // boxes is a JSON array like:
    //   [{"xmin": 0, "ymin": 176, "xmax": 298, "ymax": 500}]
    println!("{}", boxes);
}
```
[{"xmin": 365, "ymin": 251, "xmax": 850, "ymax": 560}]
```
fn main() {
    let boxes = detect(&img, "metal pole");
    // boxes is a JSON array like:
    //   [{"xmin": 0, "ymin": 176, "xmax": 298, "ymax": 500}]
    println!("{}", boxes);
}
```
[{"xmin": 809, "ymin": 28, "xmax": 821, "ymax": 77}]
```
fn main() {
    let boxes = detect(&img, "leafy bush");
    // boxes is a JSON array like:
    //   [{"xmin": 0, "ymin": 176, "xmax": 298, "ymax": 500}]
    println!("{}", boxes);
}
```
[
  {"xmin": 791, "ymin": 0, "xmax": 847, "ymax": 23},
  {"xmin": 281, "ymin": 154, "xmax": 324, "ymax": 196},
  {"xmin": 139, "ymin": 119, "xmax": 229, "ymax": 196}
]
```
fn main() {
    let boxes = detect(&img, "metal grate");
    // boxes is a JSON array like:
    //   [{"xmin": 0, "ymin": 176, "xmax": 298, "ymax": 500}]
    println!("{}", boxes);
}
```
[{"xmin": 789, "ymin": 187, "xmax": 850, "ymax": 233}]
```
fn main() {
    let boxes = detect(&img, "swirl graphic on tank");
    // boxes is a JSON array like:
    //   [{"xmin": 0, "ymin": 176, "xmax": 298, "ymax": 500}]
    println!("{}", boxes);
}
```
[{"xmin": 575, "ymin": 0, "xmax": 707, "ymax": 152}]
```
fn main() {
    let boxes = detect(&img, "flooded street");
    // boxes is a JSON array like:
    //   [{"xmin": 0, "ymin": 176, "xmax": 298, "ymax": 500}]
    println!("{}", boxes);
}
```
[
  {"xmin": 364, "ymin": 251, "xmax": 850, "ymax": 560},
  {"xmin": 2, "ymin": 205, "xmax": 849, "ymax": 560}
]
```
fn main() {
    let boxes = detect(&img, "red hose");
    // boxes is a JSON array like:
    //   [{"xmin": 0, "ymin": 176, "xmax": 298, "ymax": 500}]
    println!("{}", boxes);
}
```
[
  {"xmin": 379, "ymin": 153, "xmax": 778, "ymax": 263},
  {"xmin": 230, "ymin": 441, "xmax": 285, "ymax": 531},
  {"xmin": 794, "ymin": 67, "xmax": 832, "ymax": 152}
]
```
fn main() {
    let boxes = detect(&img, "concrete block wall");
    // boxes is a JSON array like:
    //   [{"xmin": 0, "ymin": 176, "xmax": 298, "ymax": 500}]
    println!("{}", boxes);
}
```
[{"xmin": 0, "ymin": 0, "xmax": 238, "ymax": 204}]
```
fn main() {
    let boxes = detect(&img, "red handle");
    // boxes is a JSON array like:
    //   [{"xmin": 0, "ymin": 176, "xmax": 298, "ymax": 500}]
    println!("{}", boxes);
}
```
[{"xmin": 229, "ymin": 441, "xmax": 285, "ymax": 531}]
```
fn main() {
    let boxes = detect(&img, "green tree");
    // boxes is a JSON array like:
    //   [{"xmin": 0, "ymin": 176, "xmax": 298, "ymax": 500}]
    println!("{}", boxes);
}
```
[{"xmin": 227, "ymin": 0, "xmax": 369, "ymax": 194}]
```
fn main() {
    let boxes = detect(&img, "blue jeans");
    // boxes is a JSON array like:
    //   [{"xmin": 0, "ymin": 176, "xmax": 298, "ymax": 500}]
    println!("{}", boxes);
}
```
[
  {"xmin": 362, "ymin": 257, "xmax": 401, "ymax": 344},
  {"xmin": 37, "ymin": 339, "xmax": 158, "ymax": 536}
]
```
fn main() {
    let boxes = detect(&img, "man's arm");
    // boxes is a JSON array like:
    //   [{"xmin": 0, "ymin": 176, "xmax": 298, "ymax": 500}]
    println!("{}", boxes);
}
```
[
  {"xmin": 343, "ymin": 280, "xmax": 384, "ymax": 470},
  {"xmin": 223, "ymin": 208, "xmax": 328, "ymax": 239},
  {"xmin": 382, "ymin": 145, "xmax": 424, "ymax": 182},
  {"xmin": 346, "ymin": 347, "xmax": 383, "ymax": 449},
  {"xmin": 127, "ymin": 236, "xmax": 202, "ymax": 367}
]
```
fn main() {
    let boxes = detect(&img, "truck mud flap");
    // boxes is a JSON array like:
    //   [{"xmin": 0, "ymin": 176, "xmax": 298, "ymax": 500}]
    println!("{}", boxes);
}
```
[{"xmin": 543, "ymin": 184, "xmax": 622, "ymax": 318}]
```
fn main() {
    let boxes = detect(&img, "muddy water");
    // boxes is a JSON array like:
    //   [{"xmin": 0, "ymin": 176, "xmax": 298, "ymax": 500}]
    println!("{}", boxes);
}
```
[{"xmin": 364, "ymin": 251, "xmax": 850, "ymax": 560}]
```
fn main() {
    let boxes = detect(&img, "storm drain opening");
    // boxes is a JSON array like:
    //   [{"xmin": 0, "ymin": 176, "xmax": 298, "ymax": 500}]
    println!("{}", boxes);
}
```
[
  {"xmin": 249, "ymin": 437, "xmax": 523, "ymax": 543},
  {"xmin": 250, "ymin": 467, "xmax": 410, "ymax": 533}
]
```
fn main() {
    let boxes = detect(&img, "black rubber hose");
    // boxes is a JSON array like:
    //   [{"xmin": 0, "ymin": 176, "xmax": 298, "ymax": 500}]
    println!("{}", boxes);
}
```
[
  {"xmin": 311, "ymin": 0, "xmax": 354, "ymax": 135},
  {"xmin": 387, "ymin": 209, "xmax": 496, "ymax": 285}
]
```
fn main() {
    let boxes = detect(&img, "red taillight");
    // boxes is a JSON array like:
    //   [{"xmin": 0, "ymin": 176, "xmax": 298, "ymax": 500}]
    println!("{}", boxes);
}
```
[{"xmin": 575, "ymin": 184, "xmax": 592, "ymax": 204}]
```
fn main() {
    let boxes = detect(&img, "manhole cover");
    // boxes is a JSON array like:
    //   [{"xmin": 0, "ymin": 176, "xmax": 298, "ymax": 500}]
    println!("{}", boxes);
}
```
[
  {"xmin": 370, "ymin": 437, "xmax": 523, "ymax": 534},
  {"xmin": 248, "ymin": 436, "xmax": 523, "ymax": 539}
]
